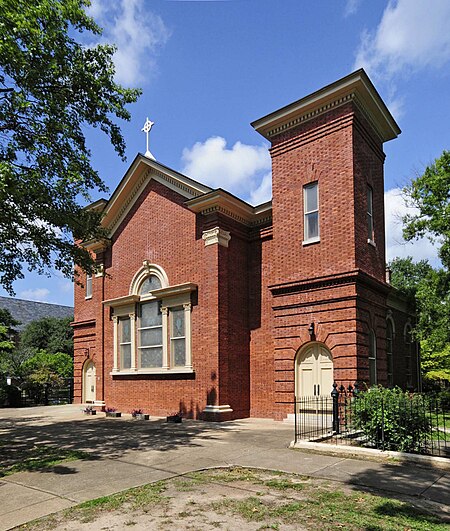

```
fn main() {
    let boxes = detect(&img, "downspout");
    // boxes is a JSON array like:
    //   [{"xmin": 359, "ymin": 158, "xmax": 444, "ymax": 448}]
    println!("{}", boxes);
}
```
[{"xmin": 101, "ymin": 267, "xmax": 105, "ymax": 402}]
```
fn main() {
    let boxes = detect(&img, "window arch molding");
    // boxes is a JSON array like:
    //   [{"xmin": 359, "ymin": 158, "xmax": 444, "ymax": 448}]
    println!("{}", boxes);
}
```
[
  {"xmin": 386, "ymin": 310, "xmax": 396, "ymax": 337},
  {"xmin": 129, "ymin": 262, "xmax": 169, "ymax": 296},
  {"xmin": 386, "ymin": 313, "xmax": 395, "ymax": 387},
  {"xmin": 403, "ymin": 320, "xmax": 413, "ymax": 388},
  {"xmin": 403, "ymin": 319, "xmax": 413, "ymax": 342}
]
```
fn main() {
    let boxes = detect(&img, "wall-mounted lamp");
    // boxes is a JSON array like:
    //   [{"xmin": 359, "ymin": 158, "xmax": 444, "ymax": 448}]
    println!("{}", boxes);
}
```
[
  {"xmin": 308, "ymin": 322, "xmax": 315, "ymax": 338},
  {"xmin": 84, "ymin": 348, "xmax": 90, "ymax": 358}
]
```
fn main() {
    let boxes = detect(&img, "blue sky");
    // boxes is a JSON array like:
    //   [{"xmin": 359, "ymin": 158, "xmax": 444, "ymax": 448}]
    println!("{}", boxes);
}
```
[{"xmin": 2, "ymin": 0, "xmax": 450, "ymax": 307}]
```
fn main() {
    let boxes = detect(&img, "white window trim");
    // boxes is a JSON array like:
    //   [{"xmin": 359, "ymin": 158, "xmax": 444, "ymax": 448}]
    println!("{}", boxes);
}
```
[
  {"xmin": 85, "ymin": 273, "xmax": 93, "ymax": 300},
  {"xmin": 303, "ymin": 182, "xmax": 320, "ymax": 245},
  {"xmin": 106, "ymin": 276, "xmax": 196, "ymax": 375},
  {"xmin": 129, "ymin": 261, "xmax": 169, "ymax": 295},
  {"xmin": 367, "ymin": 185, "xmax": 374, "ymax": 245}
]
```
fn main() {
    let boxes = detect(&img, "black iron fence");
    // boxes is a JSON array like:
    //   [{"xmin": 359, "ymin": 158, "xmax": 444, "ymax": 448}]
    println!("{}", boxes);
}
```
[
  {"xmin": 15, "ymin": 378, "xmax": 74, "ymax": 407},
  {"xmin": 294, "ymin": 384, "xmax": 450, "ymax": 458}
]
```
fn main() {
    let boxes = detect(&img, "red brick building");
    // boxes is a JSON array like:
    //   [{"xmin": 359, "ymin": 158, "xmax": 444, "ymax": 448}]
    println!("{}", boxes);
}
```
[{"xmin": 73, "ymin": 70, "xmax": 419, "ymax": 420}]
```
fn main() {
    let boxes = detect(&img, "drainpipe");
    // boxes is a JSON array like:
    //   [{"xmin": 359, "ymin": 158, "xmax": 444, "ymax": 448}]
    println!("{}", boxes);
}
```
[{"xmin": 101, "ymin": 265, "xmax": 105, "ymax": 402}]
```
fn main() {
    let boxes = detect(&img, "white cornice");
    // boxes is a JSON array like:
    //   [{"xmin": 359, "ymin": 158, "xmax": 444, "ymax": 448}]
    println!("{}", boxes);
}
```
[
  {"xmin": 81, "ymin": 238, "xmax": 110, "ymax": 253},
  {"xmin": 252, "ymin": 69, "xmax": 400, "ymax": 143},
  {"xmin": 103, "ymin": 294, "xmax": 140, "ymax": 308},
  {"xmin": 150, "ymin": 282, "xmax": 198, "ymax": 298},
  {"xmin": 186, "ymin": 190, "xmax": 273, "ymax": 227}
]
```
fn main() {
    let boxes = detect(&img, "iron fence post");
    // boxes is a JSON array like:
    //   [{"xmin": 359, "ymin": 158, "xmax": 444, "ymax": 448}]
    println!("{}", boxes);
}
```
[
  {"xmin": 294, "ymin": 398, "xmax": 297, "ymax": 444},
  {"xmin": 331, "ymin": 382, "xmax": 339, "ymax": 434}
]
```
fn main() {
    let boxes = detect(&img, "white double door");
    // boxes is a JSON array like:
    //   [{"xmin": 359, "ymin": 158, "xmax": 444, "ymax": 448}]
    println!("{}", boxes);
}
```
[{"xmin": 296, "ymin": 343, "xmax": 333, "ymax": 398}]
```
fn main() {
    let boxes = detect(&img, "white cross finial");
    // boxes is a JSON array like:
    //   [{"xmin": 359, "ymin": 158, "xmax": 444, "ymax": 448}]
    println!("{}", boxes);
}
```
[{"xmin": 141, "ymin": 117, "xmax": 155, "ymax": 160}]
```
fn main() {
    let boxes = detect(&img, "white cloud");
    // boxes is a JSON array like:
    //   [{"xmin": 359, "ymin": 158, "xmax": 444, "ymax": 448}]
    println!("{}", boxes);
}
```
[
  {"xmin": 384, "ymin": 187, "xmax": 440, "ymax": 266},
  {"xmin": 20, "ymin": 288, "xmax": 51, "ymax": 303},
  {"xmin": 354, "ymin": 0, "xmax": 450, "ymax": 81},
  {"xmin": 86, "ymin": 0, "xmax": 171, "ymax": 86},
  {"xmin": 344, "ymin": 0, "xmax": 362, "ymax": 17},
  {"xmin": 181, "ymin": 136, "xmax": 272, "ymax": 205},
  {"xmin": 249, "ymin": 172, "xmax": 272, "ymax": 205}
]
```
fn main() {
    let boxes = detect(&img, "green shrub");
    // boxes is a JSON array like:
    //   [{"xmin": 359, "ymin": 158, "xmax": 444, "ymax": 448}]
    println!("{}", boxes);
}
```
[{"xmin": 351, "ymin": 387, "xmax": 431, "ymax": 453}]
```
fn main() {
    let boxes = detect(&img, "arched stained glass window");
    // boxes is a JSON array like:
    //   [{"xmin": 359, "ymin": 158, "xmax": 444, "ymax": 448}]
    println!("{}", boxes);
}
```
[{"xmin": 139, "ymin": 275, "xmax": 162, "ymax": 295}]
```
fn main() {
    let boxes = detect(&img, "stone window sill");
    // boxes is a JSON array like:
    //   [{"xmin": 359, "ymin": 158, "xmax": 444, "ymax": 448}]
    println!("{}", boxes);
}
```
[
  {"xmin": 110, "ymin": 368, "xmax": 194, "ymax": 376},
  {"xmin": 302, "ymin": 237, "xmax": 320, "ymax": 246}
]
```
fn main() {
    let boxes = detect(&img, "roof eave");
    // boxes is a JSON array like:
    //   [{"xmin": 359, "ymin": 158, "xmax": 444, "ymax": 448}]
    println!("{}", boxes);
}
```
[{"xmin": 251, "ymin": 69, "xmax": 401, "ymax": 143}]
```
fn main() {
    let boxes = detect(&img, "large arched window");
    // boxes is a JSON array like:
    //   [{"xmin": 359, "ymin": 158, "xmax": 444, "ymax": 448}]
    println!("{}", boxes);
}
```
[
  {"xmin": 105, "ymin": 263, "xmax": 196, "ymax": 374},
  {"xmin": 369, "ymin": 329, "xmax": 377, "ymax": 386}
]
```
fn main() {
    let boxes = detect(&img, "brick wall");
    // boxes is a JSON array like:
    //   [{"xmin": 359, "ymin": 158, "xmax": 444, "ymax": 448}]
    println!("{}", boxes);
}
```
[
  {"xmin": 73, "ymin": 179, "xmax": 252, "ymax": 418},
  {"xmin": 72, "ymin": 95, "xmax": 417, "ymax": 420}
]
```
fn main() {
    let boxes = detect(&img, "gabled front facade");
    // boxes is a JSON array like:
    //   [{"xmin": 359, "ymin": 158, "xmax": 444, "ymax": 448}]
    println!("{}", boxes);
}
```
[{"xmin": 73, "ymin": 70, "xmax": 419, "ymax": 420}]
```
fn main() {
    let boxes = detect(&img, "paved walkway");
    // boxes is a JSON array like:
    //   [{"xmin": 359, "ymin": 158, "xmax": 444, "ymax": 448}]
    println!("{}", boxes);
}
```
[{"xmin": 0, "ymin": 405, "xmax": 449, "ymax": 530}]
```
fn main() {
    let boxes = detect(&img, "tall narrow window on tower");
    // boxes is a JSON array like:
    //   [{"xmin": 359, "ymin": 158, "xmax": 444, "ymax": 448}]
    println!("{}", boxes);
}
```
[
  {"xmin": 303, "ymin": 182, "xmax": 319, "ymax": 244},
  {"xmin": 85, "ymin": 273, "xmax": 92, "ymax": 299},
  {"xmin": 367, "ymin": 185, "xmax": 374, "ymax": 244}
]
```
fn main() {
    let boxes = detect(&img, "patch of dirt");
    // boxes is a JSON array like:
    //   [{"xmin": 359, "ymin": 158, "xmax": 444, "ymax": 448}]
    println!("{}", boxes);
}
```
[{"xmin": 18, "ymin": 468, "xmax": 447, "ymax": 531}]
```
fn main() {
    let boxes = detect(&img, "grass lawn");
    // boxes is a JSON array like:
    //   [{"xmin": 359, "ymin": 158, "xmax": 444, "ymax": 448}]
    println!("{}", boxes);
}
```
[
  {"xmin": 18, "ymin": 467, "xmax": 448, "ymax": 530},
  {"xmin": 431, "ymin": 411, "xmax": 450, "ymax": 430},
  {"xmin": 0, "ymin": 444, "xmax": 92, "ymax": 477}
]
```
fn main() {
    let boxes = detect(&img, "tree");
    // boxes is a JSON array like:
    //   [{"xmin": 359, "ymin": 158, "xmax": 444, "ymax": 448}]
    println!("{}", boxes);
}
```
[
  {"xmin": 0, "ymin": 308, "xmax": 17, "ymax": 373},
  {"xmin": 21, "ymin": 350, "xmax": 73, "ymax": 382},
  {"xmin": 20, "ymin": 316, "xmax": 73, "ymax": 356},
  {"xmin": 0, "ymin": 307, "xmax": 19, "ymax": 331},
  {"xmin": 389, "ymin": 257, "xmax": 433, "ymax": 300},
  {"xmin": 0, "ymin": 0, "xmax": 141, "ymax": 294},
  {"xmin": 20, "ymin": 349, "xmax": 73, "ymax": 404},
  {"xmin": 389, "ymin": 257, "xmax": 450, "ymax": 383},
  {"xmin": 403, "ymin": 150, "xmax": 450, "ymax": 269}
]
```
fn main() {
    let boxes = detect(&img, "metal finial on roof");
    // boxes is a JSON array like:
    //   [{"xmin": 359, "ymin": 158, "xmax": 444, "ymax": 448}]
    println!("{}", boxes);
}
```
[{"xmin": 141, "ymin": 117, "xmax": 155, "ymax": 160}]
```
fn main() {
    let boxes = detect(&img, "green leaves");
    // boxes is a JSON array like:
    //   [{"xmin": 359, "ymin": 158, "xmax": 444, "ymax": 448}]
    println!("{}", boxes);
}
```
[
  {"xmin": 351, "ymin": 387, "xmax": 432, "ymax": 452},
  {"xmin": 403, "ymin": 150, "xmax": 450, "ymax": 269},
  {"xmin": 389, "ymin": 257, "xmax": 450, "ymax": 383},
  {"xmin": 0, "ymin": 0, "xmax": 141, "ymax": 293},
  {"xmin": 20, "ymin": 316, "xmax": 73, "ymax": 356},
  {"xmin": 20, "ymin": 349, "xmax": 73, "ymax": 384}
]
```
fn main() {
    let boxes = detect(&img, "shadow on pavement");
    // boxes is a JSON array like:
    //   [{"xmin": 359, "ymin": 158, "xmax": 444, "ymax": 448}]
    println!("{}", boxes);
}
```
[
  {"xmin": 343, "ymin": 460, "xmax": 450, "ymax": 514},
  {"xmin": 0, "ymin": 414, "xmax": 236, "ymax": 475}
]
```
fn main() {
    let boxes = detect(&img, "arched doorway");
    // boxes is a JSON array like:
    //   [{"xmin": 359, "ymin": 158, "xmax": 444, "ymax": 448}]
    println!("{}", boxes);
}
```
[
  {"xmin": 83, "ymin": 360, "xmax": 96, "ymax": 403},
  {"xmin": 295, "ymin": 343, "xmax": 333, "ymax": 397}
]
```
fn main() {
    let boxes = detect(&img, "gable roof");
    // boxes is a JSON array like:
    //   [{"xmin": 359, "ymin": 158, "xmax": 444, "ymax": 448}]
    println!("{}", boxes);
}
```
[
  {"xmin": 86, "ymin": 154, "xmax": 273, "ymax": 248},
  {"xmin": 0, "ymin": 296, "xmax": 73, "ymax": 332},
  {"xmin": 89, "ymin": 154, "xmax": 213, "ymax": 240}
]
